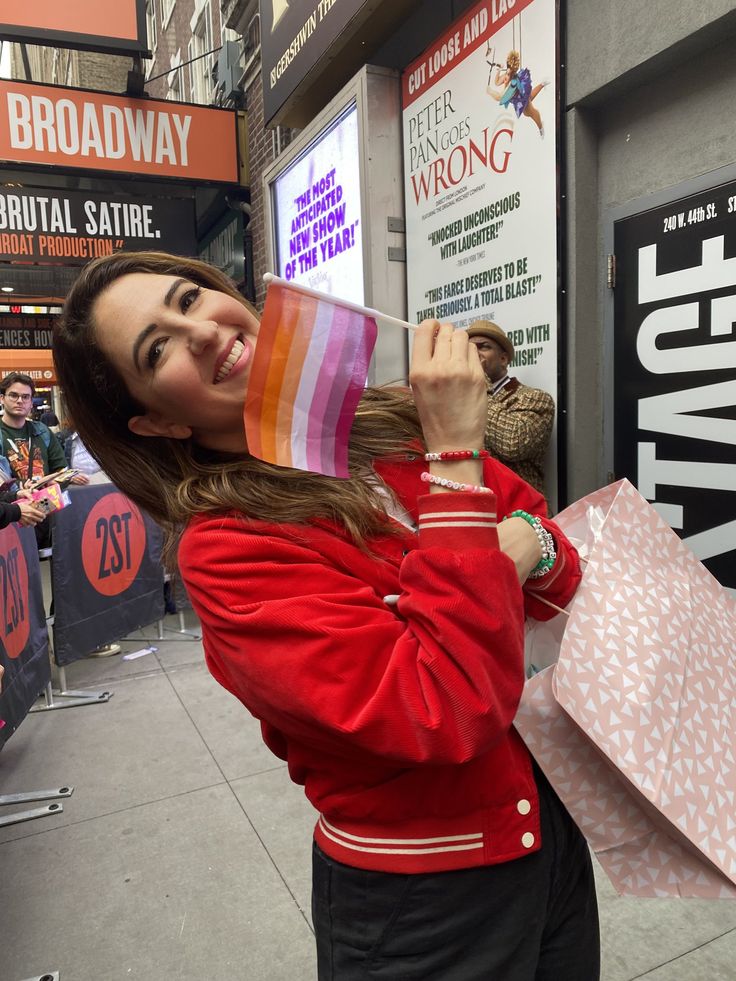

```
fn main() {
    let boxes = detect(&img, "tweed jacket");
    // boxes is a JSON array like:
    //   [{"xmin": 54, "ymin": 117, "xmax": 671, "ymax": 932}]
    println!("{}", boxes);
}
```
[{"xmin": 484, "ymin": 376, "xmax": 555, "ymax": 496}]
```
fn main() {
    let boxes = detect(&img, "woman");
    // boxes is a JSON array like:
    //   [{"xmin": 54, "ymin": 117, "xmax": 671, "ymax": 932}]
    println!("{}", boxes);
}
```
[
  {"xmin": 488, "ymin": 49, "xmax": 548, "ymax": 136},
  {"xmin": 54, "ymin": 252, "xmax": 599, "ymax": 980}
]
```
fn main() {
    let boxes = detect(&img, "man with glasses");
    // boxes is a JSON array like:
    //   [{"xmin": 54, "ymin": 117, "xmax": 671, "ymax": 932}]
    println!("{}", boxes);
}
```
[
  {"xmin": 0, "ymin": 372, "xmax": 89, "ymax": 543},
  {"xmin": 0, "ymin": 373, "xmax": 71, "ymax": 488},
  {"xmin": 0, "ymin": 373, "xmax": 120, "ymax": 656}
]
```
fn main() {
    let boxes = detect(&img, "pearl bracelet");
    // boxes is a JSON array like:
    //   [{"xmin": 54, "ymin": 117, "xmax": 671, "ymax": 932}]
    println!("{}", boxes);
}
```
[
  {"xmin": 420, "ymin": 471, "xmax": 492, "ymax": 494},
  {"xmin": 504, "ymin": 509, "xmax": 557, "ymax": 577},
  {"xmin": 424, "ymin": 450, "xmax": 490, "ymax": 462}
]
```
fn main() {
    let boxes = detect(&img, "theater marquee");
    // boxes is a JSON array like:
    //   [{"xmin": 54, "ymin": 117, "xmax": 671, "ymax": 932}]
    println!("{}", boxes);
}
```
[
  {"xmin": 0, "ymin": 81, "xmax": 239, "ymax": 183},
  {"xmin": 0, "ymin": 0, "xmax": 149, "ymax": 56},
  {"xmin": 0, "ymin": 186, "xmax": 197, "ymax": 263}
]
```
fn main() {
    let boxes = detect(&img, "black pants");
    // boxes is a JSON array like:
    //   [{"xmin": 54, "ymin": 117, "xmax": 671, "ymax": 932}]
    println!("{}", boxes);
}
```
[{"xmin": 312, "ymin": 766, "xmax": 600, "ymax": 981}]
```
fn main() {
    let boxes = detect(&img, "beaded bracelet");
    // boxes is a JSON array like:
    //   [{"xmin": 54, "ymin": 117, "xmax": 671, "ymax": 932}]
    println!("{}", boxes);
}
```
[
  {"xmin": 529, "ymin": 526, "xmax": 557, "ymax": 579},
  {"xmin": 424, "ymin": 449, "xmax": 490, "ymax": 462},
  {"xmin": 420, "ymin": 471, "xmax": 492, "ymax": 494},
  {"xmin": 504, "ymin": 509, "xmax": 557, "ymax": 577}
]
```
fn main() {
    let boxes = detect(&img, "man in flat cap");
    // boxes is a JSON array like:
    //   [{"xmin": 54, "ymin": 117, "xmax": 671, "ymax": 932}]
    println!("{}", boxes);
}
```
[{"xmin": 466, "ymin": 320, "xmax": 554, "ymax": 497}]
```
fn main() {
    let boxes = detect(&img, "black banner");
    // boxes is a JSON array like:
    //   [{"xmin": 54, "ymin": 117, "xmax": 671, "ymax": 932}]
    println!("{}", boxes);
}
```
[
  {"xmin": 260, "ymin": 0, "xmax": 368, "ymax": 124},
  {"xmin": 0, "ymin": 315, "xmax": 54, "ymax": 349},
  {"xmin": 0, "ymin": 524, "xmax": 50, "ymax": 747},
  {"xmin": 613, "ymin": 178, "xmax": 736, "ymax": 590},
  {"xmin": 0, "ymin": 186, "xmax": 197, "ymax": 264},
  {"xmin": 51, "ymin": 484, "xmax": 165, "ymax": 665}
]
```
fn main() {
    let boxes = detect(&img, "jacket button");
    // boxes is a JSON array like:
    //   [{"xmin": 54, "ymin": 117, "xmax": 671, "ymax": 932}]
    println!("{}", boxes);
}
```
[
  {"xmin": 517, "ymin": 799, "xmax": 531, "ymax": 815},
  {"xmin": 402, "ymin": 549, "xmax": 410, "ymax": 556},
  {"xmin": 521, "ymin": 832, "xmax": 535, "ymax": 849}
]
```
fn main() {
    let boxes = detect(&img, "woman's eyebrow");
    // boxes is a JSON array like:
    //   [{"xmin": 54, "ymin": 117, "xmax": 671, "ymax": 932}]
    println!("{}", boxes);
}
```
[{"xmin": 132, "ymin": 278, "xmax": 188, "ymax": 371}]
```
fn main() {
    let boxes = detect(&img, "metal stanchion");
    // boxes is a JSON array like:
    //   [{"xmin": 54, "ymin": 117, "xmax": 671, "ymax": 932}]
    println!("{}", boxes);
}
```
[
  {"xmin": 0, "ymin": 786, "xmax": 73, "ymax": 828},
  {"xmin": 165, "ymin": 615, "xmax": 201, "ymax": 640},
  {"xmin": 30, "ymin": 642, "xmax": 113, "ymax": 713},
  {"xmin": 37, "ymin": 545, "xmax": 114, "ymax": 708},
  {"xmin": 31, "ymin": 678, "xmax": 113, "ymax": 711},
  {"xmin": 123, "ymin": 613, "xmax": 201, "ymax": 644}
]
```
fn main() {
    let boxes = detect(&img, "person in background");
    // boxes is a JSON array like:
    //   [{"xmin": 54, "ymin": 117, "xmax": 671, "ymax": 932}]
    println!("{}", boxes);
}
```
[
  {"xmin": 0, "ymin": 374, "xmax": 68, "ymax": 483},
  {"xmin": 60, "ymin": 426, "xmax": 110, "ymax": 485},
  {"xmin": 39, "ymin": 410, "xmax": 61, "ymax": 433},
  {"xmin": 53, "ymin": 252, "xmax": 599, "ymax": 980},
  {"xmin": 465, "ymin": 321, "xmax": 555, "ymax": 499},
  {"xmin": 0, "ymin": 378, "xmax": 117, "ymax": 656},
  {"xmin": 0, "ymin": 373, "xmax": 89, "ymax": 549},
  {"xmin": 0, "ymin": 486, "xmax": 46, "ymax": 529}
]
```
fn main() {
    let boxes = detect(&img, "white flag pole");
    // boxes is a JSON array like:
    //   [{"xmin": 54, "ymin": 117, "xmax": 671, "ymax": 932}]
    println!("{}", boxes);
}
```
[{"xmin": 263, "ymin": 272, "xmax": 418, "ymax": 331}]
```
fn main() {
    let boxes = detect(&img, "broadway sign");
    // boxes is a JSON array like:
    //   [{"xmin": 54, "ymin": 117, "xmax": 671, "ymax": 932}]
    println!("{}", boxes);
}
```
[
  {"xmin": 0, "ymin": 80, "xmax": 238, "ymax": 183},
  {"xmin": 0, "ymin": 186, "xmax": 197, "ymax": 263}
]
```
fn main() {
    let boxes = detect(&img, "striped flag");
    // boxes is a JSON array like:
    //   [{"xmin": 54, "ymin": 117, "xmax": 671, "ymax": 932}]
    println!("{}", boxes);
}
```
[{"xmin": 244, "ymin": 279, "xmax": 379, "ymax": 478}]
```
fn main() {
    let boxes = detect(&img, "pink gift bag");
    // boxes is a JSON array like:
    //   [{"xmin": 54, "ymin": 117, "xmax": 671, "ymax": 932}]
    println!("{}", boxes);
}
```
[{"xmin": 516, "ymin": 479, "xmax": 736, "ymax": 898}]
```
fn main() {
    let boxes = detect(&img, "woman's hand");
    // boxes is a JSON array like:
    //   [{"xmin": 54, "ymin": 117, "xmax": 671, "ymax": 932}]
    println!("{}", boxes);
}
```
[
  {"xmin": 17, "ymin": 500, "xmax": 46, "ymax": 527},
  {"xmin": 410, "ymin": 320, "xmax": 488, "ymax": 454},
  {"xmin": 497, "ymin": 517, "xmax": 543, "ymax": 582}
]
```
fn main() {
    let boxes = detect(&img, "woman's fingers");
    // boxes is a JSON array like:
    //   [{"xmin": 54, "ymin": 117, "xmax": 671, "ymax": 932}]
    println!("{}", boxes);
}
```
[
  {"xmin": 412, "ymin": 321, "xmax": 475, "ymax": 368},
  {"xmin": 410, "ymin": 319, "xmax": 440, "ymax": 368},
  {"xmin": 432, "ymin": 322, "xmax": 455, "ymax": 359},
  {"xmin": 410, "ymin": 320, "xmax": 489, "ymax": 452}
]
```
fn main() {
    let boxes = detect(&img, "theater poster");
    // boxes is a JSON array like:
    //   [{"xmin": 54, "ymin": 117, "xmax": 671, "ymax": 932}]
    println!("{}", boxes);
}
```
[{"xmin": 402, "ymin": 0, "xmax": 559, "ymax": 495}]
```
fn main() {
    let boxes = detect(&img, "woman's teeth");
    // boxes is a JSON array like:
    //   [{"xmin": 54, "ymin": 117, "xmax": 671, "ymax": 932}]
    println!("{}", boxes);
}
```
[{"xmin": 216, "ymin": 339, "xmax": 244, "ymax": 382}]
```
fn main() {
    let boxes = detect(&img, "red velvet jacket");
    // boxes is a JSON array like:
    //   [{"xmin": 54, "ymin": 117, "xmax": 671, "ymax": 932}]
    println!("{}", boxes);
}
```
[{"xmin": 179, "ymin": 454, "xmax": 581, "ymax": 874}]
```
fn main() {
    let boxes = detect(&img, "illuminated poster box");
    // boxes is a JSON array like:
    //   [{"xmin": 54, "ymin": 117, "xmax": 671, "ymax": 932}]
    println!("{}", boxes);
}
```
[{"xmin": 264, "ymin": 66, "xmax": 408, "ymax": 385}]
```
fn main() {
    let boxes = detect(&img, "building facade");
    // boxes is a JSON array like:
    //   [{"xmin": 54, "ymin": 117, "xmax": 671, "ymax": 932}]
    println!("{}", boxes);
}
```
[{"xmin": 219, "ymin": 0, "xmax": 736, "ymax": 590}]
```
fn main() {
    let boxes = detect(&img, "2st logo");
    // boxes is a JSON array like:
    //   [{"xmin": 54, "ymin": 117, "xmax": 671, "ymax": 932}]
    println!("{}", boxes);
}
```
[
  {"xmin": 81, "ymin": 493, "xmax": 146, "ymax": 596},
  {"xmin": 0, "ymin": 527, "xmax": 30, "ymax": 659},
  {"xmin": 96, "ymin": 511, "xmax": 134, "ymax": 581}
]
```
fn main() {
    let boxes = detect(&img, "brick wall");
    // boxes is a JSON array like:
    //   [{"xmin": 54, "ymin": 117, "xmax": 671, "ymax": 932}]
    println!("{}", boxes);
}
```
[
  {"xmin": 245, "ymin": 69, "xmax": 270, "ymax": 310},
  {"xmin": 11, "ymin": 46, "xmax": 129, "ymax": 92},
  {"xmin": 77, "ymin": 54, "xmax": 131, "ymax": 93},
  {"xmin": 146, "ymin": 0, "xmax": 223, "ymax": 103},
  {"xmin": 244, "ymin": 69, "xmax": 298, "ymax": 310}
]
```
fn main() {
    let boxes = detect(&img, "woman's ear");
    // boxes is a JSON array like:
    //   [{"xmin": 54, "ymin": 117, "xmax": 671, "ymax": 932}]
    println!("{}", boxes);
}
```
[{"xmin": 128, "ymin": 414, "xmax": 192, "ymax": 440}]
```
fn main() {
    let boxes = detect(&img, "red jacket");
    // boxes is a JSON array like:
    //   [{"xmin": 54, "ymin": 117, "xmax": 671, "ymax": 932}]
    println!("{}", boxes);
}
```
[{"xmin": 179, "ymin": 454, "xmax": 581, "ymax": 874}]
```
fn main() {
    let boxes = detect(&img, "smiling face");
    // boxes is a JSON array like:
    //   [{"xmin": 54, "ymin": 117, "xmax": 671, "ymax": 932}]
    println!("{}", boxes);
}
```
[{"xmin": 91, "ymin": 273, "xmax": 260, "ymax": 453}]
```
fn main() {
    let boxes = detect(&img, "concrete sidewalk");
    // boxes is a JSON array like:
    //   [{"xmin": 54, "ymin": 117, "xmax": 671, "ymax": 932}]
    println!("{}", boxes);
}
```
[{"xmin": 1, "ymin": 612, "xmax": 734, "ymax": 980}]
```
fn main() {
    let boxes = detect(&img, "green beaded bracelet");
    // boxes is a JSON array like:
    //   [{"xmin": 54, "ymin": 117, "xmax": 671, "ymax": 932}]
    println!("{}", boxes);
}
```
[{"xmin": 504, "ymin": 510, "xmax": 556, "ymax": 578}]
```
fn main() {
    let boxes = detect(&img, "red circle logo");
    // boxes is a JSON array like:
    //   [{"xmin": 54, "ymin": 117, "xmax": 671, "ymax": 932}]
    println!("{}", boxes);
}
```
[
  {"xmin": 0, "ymin": 525, "xmax": 30, "ymax": 659},
  {"xmin": 81, "ymin": 493, "xmax": 147, "ymax": 596}
]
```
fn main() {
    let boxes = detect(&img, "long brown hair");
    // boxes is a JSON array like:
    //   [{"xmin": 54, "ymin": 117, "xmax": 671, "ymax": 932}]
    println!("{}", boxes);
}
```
[{"xmin": 54, "ymin": 252, "xmax": 423, "ymax": 553}]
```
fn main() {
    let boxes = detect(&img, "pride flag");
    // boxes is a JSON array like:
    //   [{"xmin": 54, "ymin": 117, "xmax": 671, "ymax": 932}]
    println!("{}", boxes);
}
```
[{"xmin": 244, "ymin": 278, "xmax": 379, "ymax": 478}]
